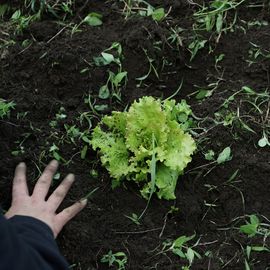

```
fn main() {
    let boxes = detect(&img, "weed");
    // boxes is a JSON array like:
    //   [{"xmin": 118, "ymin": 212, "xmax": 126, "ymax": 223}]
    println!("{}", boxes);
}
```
[
  {"xmin": 49, "ymin": 107, "xmax": 67, "ymax": 128},
  {"xmin": 11, "ymin": 9, "xmax": 40, "ymax": 34},
  {"xmin": 207, "ymin": 86, "xmax": 270, "ymax": 141},
  {"xmin": 215, "ymin": 53, "xmax": 225, "ymax": 71},
  {"xmin": 101, "ymin": 250, "xmax": 128, "ymax": 270},
  {"xmin": 11, "ymin": 133, "xmax": 31, "ymax": 157},
  {"xmin": 193, "ymin": 0, "xmax": 245, "ymax": 41},
  {"xmin": 0, "ymin": 99, "xmax": 15, "ymax": 118},
  {"xmin": 157, "ymin": 234, "xmax": 201, "ymax": 268},
  {"xmin": 189, "ymin": 78, "xmax": 222, "ymax": 100},
  {"xmin": 83, "ymin": 12, "xmax": 103, "ymax": 26},
  {"xmin": 167, "ymin": 26, "xmax": 184, "ymax": 49},
  {"xmin": 246, "ymin": 42, "xmax": 270, "ymax": 66},
  {"xmin": 24, "ymin": 0, "xmax": 74, "ymax": 20},
  {"xmin": 118, "ymin": 0, "xmax": 166, "ymax": 21},
  {"xmin": 125, "ymin": 213, "xmax": 141, "ymax": 225},
  {"xmin": 188, "ymin": 37, "xmax": 207, "ymax": 61},
  {"xmin": 238, "ymin": 214, "xmax": 270, "ymax": 269},
  {"xmin": 136, "ymin": 48, "xmax": 159, "ymax": 87},
  {"xmin": 92, "ymin": 42, "xmax": 127, "ymax": 101},
  {"xmin": 49, "ymin": 143, "xmax": 65, "ymax": 162}
]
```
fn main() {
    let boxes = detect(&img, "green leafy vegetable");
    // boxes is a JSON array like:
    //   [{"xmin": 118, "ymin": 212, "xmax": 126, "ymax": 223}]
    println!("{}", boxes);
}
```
[{"xmin": 90, "ymin": 96, "xmax": 196, "ymax": 200}]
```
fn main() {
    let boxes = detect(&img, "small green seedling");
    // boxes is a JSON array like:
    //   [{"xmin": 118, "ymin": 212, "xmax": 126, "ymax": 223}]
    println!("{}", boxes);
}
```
[
  {"xmin": 49, "ymin": 107, "xmax": 67, "ymax": 128},
  {"xmin": 204, "ymin": 150, "xmax": 215, "ymax": 161},
  {"xmin": 240, "ymin": 215, "xmax": 260, "ymax": 237},
  {"xmin": 11, "ymin": 9, "xmax": 40, "ymax": 34},
  {"xmin": 125, "ymin": 213, "xmax": 141, "ymax": 225},
  {"xmin": 160, "ymin": 234, "xmax": 201, "ymax": 267},
  {"xmin": 89, "ymin": 169, "xmax": 98, "ymax": 179},
  {"xmin": 240, "ymin": 214, "xmax": 270, "ymax": 269},
  {"xmin": 49, "ymin": 144, "xmax": 66, "ymax": 162},
  {"xmin": 216, "ymin": 146, "xmax": 232, "ymax": 164},
  {"xmin": 136, "ymin": 49, "xmax": 159, "ymax": 87},
  {"xmin": 119, "ymin": 0, "xmax": 166, "ymax": 21},
  {"xmin": 83, "ymin": 12, "xmax": 103, "ymax": 26},
  {"xmin": 92, "ymin": 42, "xmax": 127, "ymax": 101},
  {"xmin": 11, "ymin": 133, "xmax": 30, "ymax": 157},
  {"xmin": 101, "ymin": 250, "xmax": 127, "ymax": 270},
  {"xmin": 193, "ymin": 0, "xmax": 245, "ymax": 41},
  {"xmin": 188, "ymin": 38, "xmax": 207, "ymax": 61},
  {"xmin": 0, "ymin": 99, "xmax": 15, "ymax": 118},
  {"xmin": 247, "ymin": 42, "xmax": 270, "ymax": 66},
  {"xmin": 215, "ymin": 53, "xmax": 225, "ymax": 70},
  {"xmin": 258, "ymin": 131, "xmax": 270, "ymax": 148}
]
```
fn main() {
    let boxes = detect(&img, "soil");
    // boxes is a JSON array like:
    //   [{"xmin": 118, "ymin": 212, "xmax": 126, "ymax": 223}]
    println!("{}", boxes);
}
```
[{"xmin": 0, "ymin": 1, "xmax": 270, "ymax": 269}]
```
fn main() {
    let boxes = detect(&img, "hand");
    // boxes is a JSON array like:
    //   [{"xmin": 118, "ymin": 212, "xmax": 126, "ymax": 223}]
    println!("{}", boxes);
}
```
[{"xmin": 5, "ymin": 160, "xmax": 87, "ymax": 238}]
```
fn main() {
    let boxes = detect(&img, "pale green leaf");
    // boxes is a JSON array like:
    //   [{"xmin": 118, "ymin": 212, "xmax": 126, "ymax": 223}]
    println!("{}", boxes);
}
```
[
  {"xmin": 217, "ymin": 147, "xmax": 232, "ymax": 164},
  {"xmin": 83, "ymin": 12, "xmax": 103, "ymax": 26},
  {"xmin": 99, "ymin": 85, "xmax": 110, "ymax": 99},
  {"xmin": 152, "ymin": 8, "xmax": 165, "ymax": 21}
]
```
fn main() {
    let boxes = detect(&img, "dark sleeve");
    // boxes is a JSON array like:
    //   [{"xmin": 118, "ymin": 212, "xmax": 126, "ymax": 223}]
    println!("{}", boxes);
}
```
[{"xmin": 0, "ymin": 213, "xmax": 69, "ymax": 270}]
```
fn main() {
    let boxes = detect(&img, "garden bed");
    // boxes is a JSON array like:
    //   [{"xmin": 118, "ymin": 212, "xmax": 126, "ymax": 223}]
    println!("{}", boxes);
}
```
[{"xmin": 0, "ymin": 1, "xmax": 270, "ymax": 269}]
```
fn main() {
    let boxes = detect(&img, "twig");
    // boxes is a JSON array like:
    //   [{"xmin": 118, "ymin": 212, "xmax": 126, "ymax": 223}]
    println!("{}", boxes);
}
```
[
  {"xmin": 114, "ymin": 227, "xmax": 162, "ymax": 234},
  {"xmin": 47, "ymin": 25, "xmax": 68, "ymax": 44}
]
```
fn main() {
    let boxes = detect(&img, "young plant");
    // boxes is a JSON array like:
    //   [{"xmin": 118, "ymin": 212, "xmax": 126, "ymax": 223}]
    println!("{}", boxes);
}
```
[
  {"xmin": 188, "ymin": 37, "xmax": 207, "ymax": 61},
  {"xmin": 0, "ymin": 99, "xmax": 15, "ymax": 118},
  {"xmin": 239, "ymin": 215, "xmax": 270, "ymax": 269},
  {"xmin": 118, "ymin": 0, "xmax": 166, "ymax": 21},
  {"xmin": 11, "ymin": 9, "xmax": 41, "ymax": 34},
  {"xmin": 101, "ymin": 250, "xmax": 127, "ymax": 270},
  {"xmin": 159, "ymin": 234, "xmax": 201, "ymax": 268},
  {"xmin": 136, "ymin": 49, "xmax": 159, "ymax": 87},
  {"xmin": 90, "ymin": 96, "xmax": 196, "ymax": 200},
  {"xmin": 93, "ymin": 42, "xmax": 127, "ymax": 101},
  {"xmin": 246, "ymin": 42, "xmax": 270, "ymax": 66},
  {"xmin": 193, "ymin": 0, "xmax": 245, "ymax": 41},
  {"xmin": 24, "ymin": 0, "xmax": 74, "ymax": 20}
]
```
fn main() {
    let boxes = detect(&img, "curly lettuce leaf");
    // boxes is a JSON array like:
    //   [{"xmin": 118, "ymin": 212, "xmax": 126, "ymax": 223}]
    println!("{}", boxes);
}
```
[
  {"xmin": 126, "ymin": 96, "xmax": 168, "ymax": 162},
  {"xmin": 163, "ymin": 99, "xmax": 192, "ymax": 122},
  {"xmin": 164, "ymin": 121, "xmax": 196, "ymax": 172},
  {"xmin": 91, "ymin": 126, "xmax": 132, "ymax": 180},
  {"xmin": 156, "ymin": 164, "xmax": 179, "ymax": 200},
  {"xmin": 141, "ymin": 164, "xmax": 178, "ymax": 200}
]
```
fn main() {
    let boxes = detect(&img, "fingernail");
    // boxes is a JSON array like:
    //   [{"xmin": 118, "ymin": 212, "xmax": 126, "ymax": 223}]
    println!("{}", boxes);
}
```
[
  {"xmin": 18, "ymin": 162, "xmax": 26, "ymax": 167},
  {"xmin": 80, "ymin": 198, "xmax": 88, "ymax": 205},
  {"xmin": 51, "ymin": 160, "xmax": 58, "ymax": 165},
  {"xmin": 66, "ymin": 174, "xmax": 75, "ymax": 182}
]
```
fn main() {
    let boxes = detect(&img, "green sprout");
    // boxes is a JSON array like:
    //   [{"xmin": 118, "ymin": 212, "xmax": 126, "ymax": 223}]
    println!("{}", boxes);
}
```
[
  {"xmin": 101, "ymin": 250, "xmax": 128, "ymax": 270},
  {"xmin": 0, "ymin": 99, "xmax": 15, "ymax": 118}
]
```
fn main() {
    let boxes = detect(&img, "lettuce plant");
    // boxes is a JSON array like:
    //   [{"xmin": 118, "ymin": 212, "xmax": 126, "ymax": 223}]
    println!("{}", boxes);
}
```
[{"xmin": 90, "ymin": 96, "xmax": 196, "ymax": 200}]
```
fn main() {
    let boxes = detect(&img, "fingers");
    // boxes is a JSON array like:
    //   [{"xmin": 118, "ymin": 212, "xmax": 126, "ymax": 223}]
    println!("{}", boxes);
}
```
[
  {"xmin": 54, "ymin": 199, "xmax": 87, "ymax": 236},
  {"xmin": 32, "ymin": 160, "xmax": 58, "ymax": 199},
  {"xmin": 12, "ymin": 163, "xmax": 29, "ymax": 201},
  {"xmin": 47, "ymin": 174, "xmax": 75, "ymax": 211}
]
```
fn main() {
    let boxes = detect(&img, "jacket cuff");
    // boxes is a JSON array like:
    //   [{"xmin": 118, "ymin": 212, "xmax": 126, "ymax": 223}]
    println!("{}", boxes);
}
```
[{"xmin": 8, "ymin": 215, "xmax": 54, "ymax": 239}]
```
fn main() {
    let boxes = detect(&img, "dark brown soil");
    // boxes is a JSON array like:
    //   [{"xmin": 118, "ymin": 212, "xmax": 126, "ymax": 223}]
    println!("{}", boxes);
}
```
[{"xmin": 0, "ymin": 1, "xmax": 270, "ymax": 269}]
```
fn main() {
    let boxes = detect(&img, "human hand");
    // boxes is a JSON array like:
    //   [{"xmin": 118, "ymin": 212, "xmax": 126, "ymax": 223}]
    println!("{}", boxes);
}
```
[{"xmin": 5, "ymin": 160, "xmax": 87, "ymax": 238}]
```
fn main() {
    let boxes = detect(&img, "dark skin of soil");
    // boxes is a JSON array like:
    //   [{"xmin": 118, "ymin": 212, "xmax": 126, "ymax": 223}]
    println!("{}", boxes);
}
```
[{"xmin": 0, "ymin": 1, "xmax": 270, "ymax": 269}]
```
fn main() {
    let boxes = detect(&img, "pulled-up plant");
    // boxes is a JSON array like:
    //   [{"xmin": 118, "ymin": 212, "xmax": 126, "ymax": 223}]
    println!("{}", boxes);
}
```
[{"xmin": 90, "ymin": 96, "xmax": 196, "ymax": 200}]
